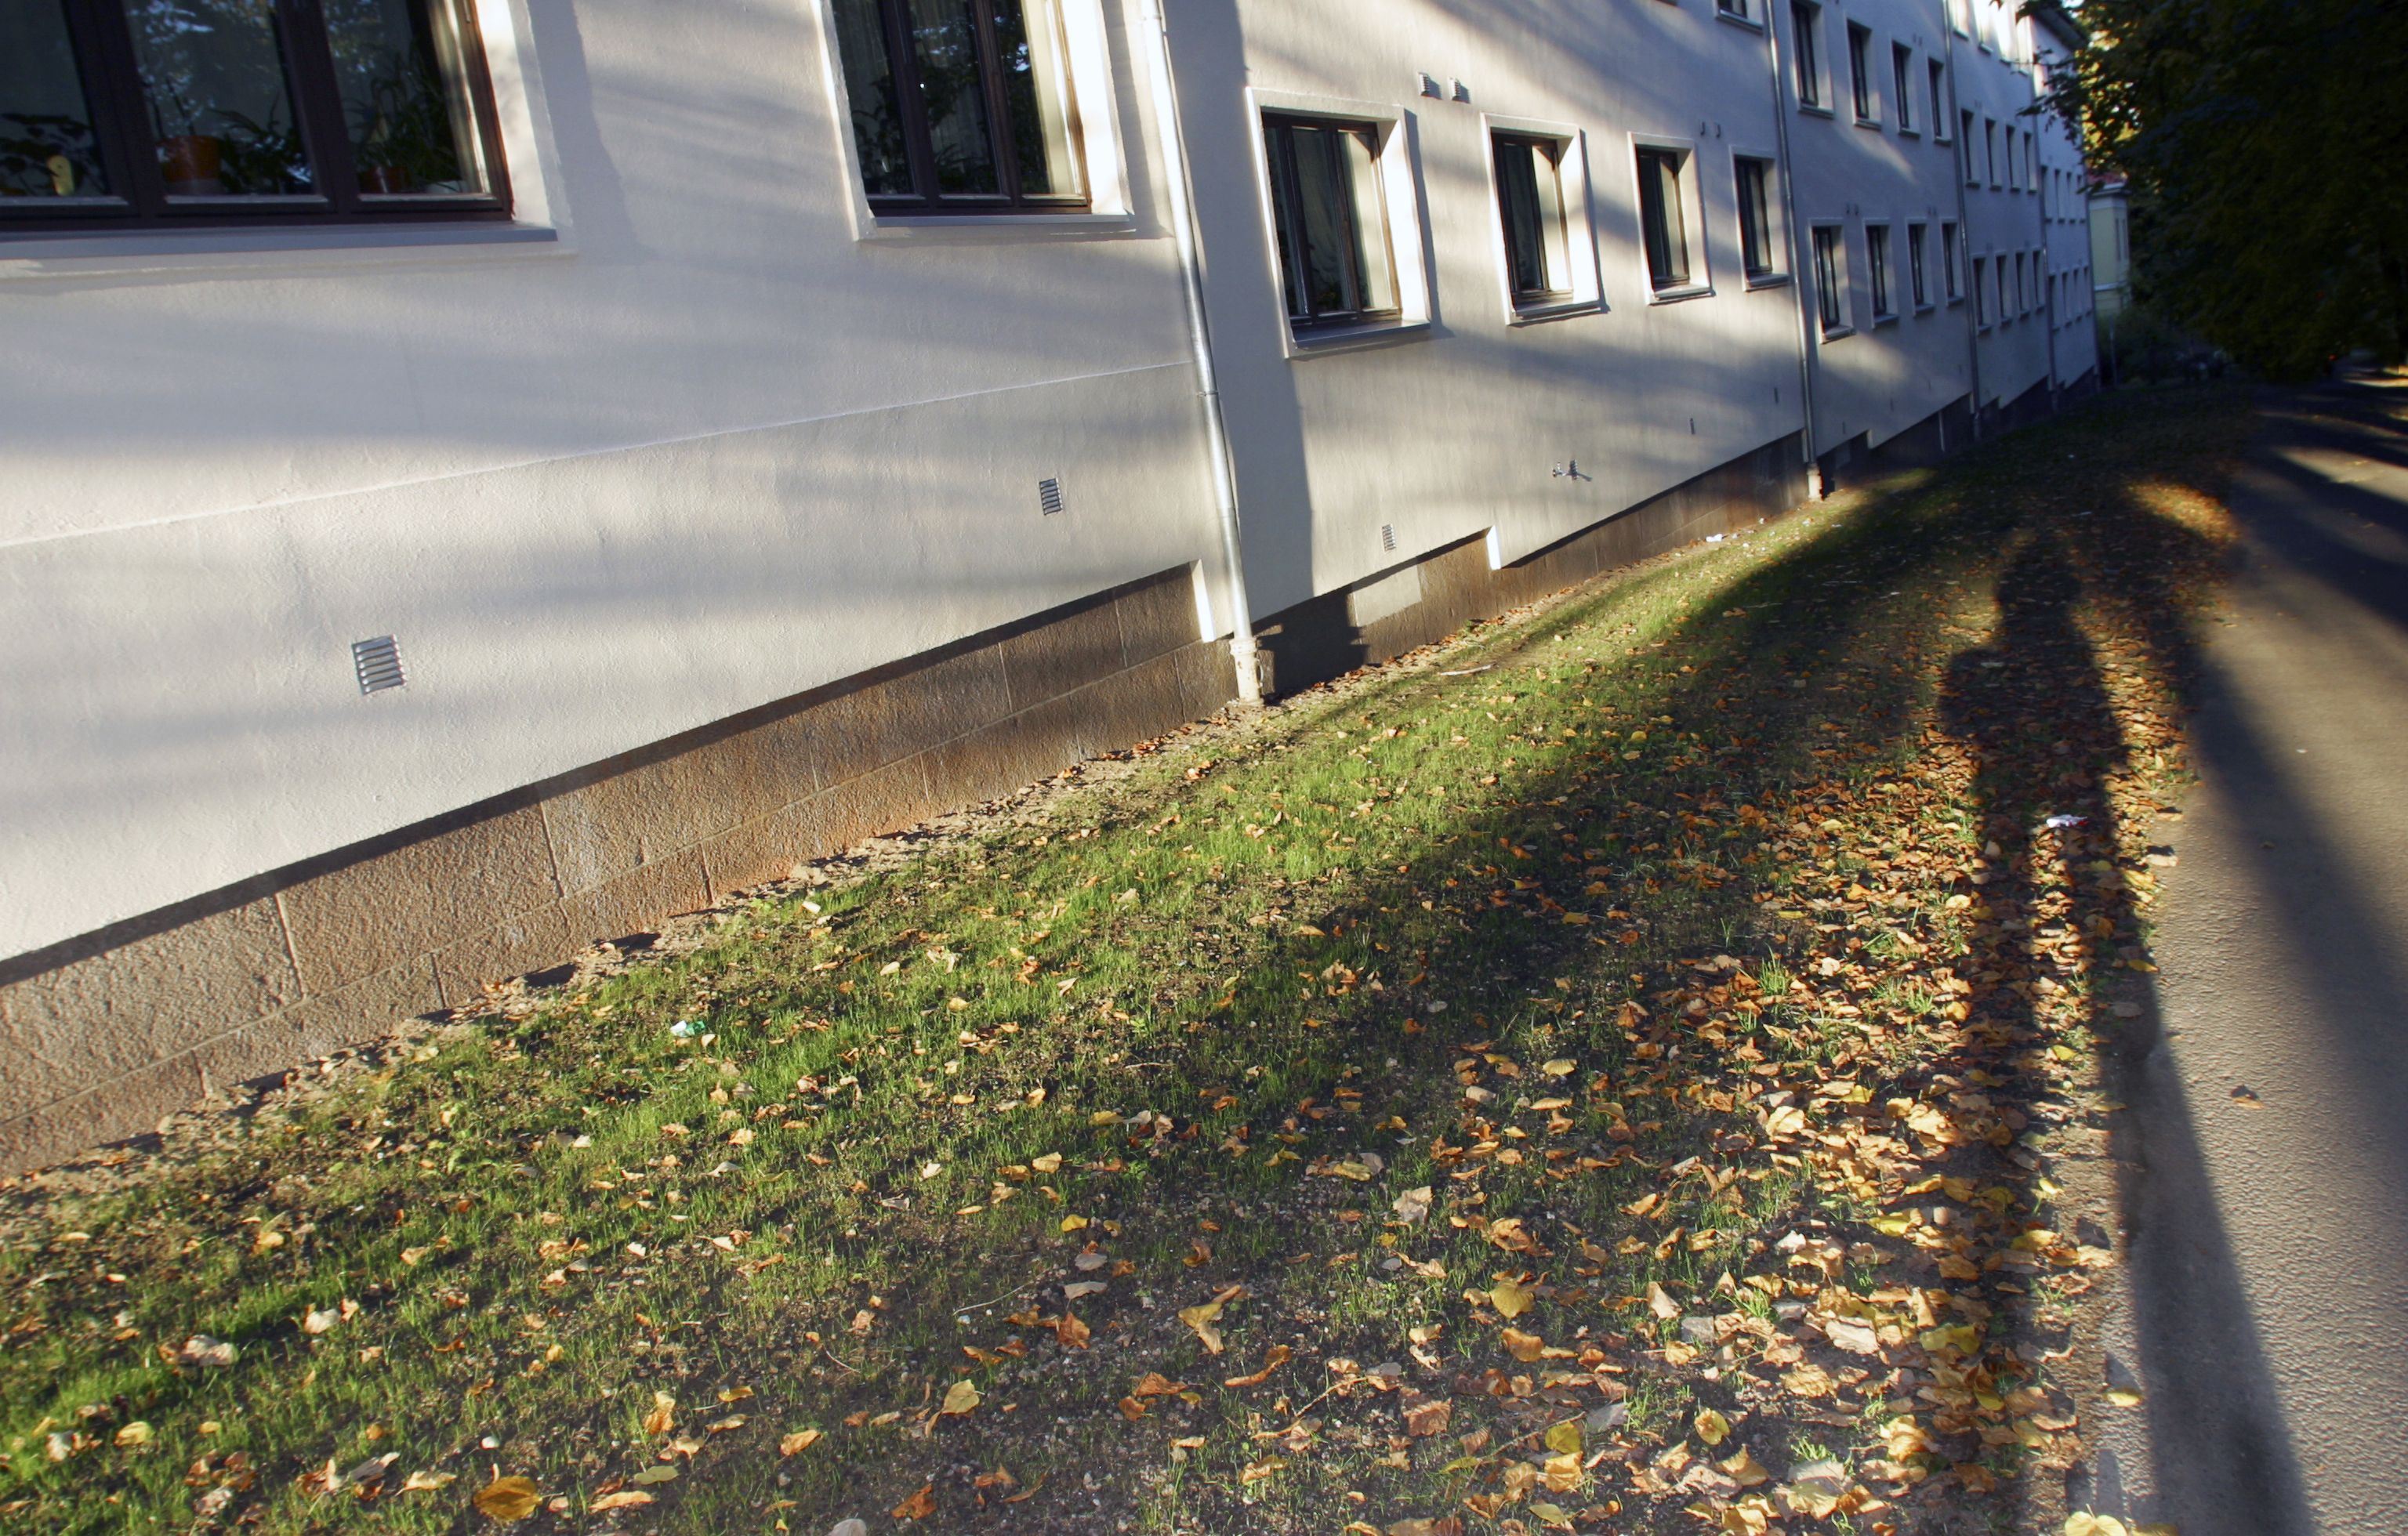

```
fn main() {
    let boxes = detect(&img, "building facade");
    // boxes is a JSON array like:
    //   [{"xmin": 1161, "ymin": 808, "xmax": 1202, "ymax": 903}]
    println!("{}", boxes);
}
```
[{"xmin": 0, "ymin": 0, "xmax": 2091, "ymax": 1166}]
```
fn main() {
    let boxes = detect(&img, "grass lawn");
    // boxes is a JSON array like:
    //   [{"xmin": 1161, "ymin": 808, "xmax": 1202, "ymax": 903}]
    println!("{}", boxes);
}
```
[{"xmin": 0, "ymin": 386, "xmax": 2246, "ymax": 1536}]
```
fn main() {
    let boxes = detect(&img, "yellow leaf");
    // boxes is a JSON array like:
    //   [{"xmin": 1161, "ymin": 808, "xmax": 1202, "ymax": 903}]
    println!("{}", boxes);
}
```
[
  {"xmin": 642, "ymin": 1393, "xmax": 674, "ymax": 1436},
  {"xmin": 1031, "ymin": 1152, "xmax": 1063, "ymax": 1173},
  {"xmin": 2105, "ymin": 1387, "xmax": 2145, "ymax": 1407},
  {"xmin": 1060, "ymin": 1215, "xmax": 1090, "ymax": 1233},
  {"xmin": 1543, "ymin": 1420, "xmax": 1582, "ymax": 1456},
  {"xmin": 590, "ymin": 1491, "xmax": 653, "ymax": 1512},
  {"xmin": 473, "ymin": 1476, "xmax": 541, "ymax": 1523},
  {"xmin": 1867, "ymin": 1212, "xmax": 1914, "ymax": 1237},
  {"xmin": 940, "ymin": 1380, "xmax": 981, "ymax": 1416},
  {"xmin": 1489, "ymin": 1278, "xmax": 1536, "ymax": 1318},
  {"xmin": 1540, "ymin": 1058, "xmax": 1576, "ymax": 1077},
  {"xmin": 2064, "ymin": 1517, "xmax": 2132, "ymax": 1536},
  {"xmin": 1178, "ymin": 1299, "xmax": 1227, "ymax": 1353},
  {"xmin": 778, "ymin": 1429, "xmax": 821, "ymax": 1455},
  {"xmin": 1528, "ymin": 1502, "xmax": 1575, "ymax": 1527},
  {"xmin": 1718, "ymin": 1446, "xmax": 1771, "ymax": 1486},
  {"xmin": 1695, "ymin": 1407, "xmax": 1731, "ymax": 1446},
  {"xmin": 1501, "ymin": 1328, "xmax": 1544, "ymax": 1362}
]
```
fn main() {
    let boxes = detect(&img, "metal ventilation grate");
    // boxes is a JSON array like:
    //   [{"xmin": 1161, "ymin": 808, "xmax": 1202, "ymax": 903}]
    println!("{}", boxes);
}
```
[
  {"xmin": 1380, "ymin": 523, "xmax": 1398, "ymax": 552},
  {"xmin": 352, "ymin": 636, "xmax": 405, "ymax": 695},
  {"xmin": 1037, "ymin": 477, "xmax": 1065, "ymax": 516}
]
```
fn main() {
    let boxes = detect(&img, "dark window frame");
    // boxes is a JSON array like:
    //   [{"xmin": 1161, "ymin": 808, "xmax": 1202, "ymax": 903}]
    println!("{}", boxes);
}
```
[
  {"xmin": 1907, "ymin": 221, "xmax": 1929, "ymax": 306},
  {"xmin": 1940, "ymin": 219, "xmax": 1960, "ymax": 298},
  {"xmin": 834, "ymin": 0, "xmax": 1089, "ymax": 216},
  {"xmin": 1891, "ymin": 42, "xmax": 1914, "ymax": 132},
  {"xmin": 1790, "ymin": 2, "xmax": 1822, "ymax": 109},
  {"xmin": 1492, "ymin": 130, "xmax": 1572, "ymax": 307},
  {"xmin": 1866, "ymin": 222, "xmax": 1892, "ymax": 317},
  {"xmin": 2, "ymin": 0, "xmax": 511, "ymax": 232},
  {"xmin": 1811, "ymin": 223, "xmax": 1847, "ymax": 335},
  {"xmin": 1973, "ymin": 254, "xmax": 1989, "ymax": 325},
  {"xmin": 1634, "ymin": 145, "xmax": 1692, "ymax": 293},
  {"xmin": 1846, "ymin": 22, "xmax": 1876, "ymax": 121},
  {"xmin": 1735, "ymin": 154, "xmax": 1778, "ymax": 281},
  {"xmin": 1263, "ymin": 111, "xmax": 1400, "ymax": 332},
  {"xmin": 1929, "ymin": 60, "xmax": 1950, "ymax": 139}
]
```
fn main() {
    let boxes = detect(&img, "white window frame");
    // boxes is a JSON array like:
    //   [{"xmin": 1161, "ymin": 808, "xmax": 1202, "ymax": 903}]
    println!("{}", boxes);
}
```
[
  {"xmin": 1245, "ymin": 88, "xmax": 1432, "ymax": 357},
  {"xmin": 811, "ymin": 0, "xmax": 1136, "ymax": 243},
  {"xmin": 1732, "ymin": 148, "xmax": 1790, "ymax": 289},
  {"xmin": 1481, "ymin": 114, "xmax": 1605, "ymax": 325},
  {"xmin": 1630, "ymin": 133, "xmax": 1712, "ymax": 303}
]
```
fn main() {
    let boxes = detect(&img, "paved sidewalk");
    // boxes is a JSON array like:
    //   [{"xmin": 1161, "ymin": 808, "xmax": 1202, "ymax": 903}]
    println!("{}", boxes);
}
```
[{"xmin": 2087, "ymin": 373, "xmax": 2408, "ymax": 1534}]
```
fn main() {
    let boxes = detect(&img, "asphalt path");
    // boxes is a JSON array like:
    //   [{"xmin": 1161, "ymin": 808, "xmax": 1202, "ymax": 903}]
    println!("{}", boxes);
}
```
[{"xmin": 2080, "ymin": 372, "xmax": 2408, "ymax": 1534}]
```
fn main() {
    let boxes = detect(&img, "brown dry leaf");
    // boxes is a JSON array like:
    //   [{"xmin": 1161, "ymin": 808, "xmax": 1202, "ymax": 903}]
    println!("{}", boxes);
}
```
[
  {"xmin": 1719, "ymin": 1446, "xmax": 1772, "ymax": 1487},
  {"xmin": 300, "ymin": 1305, "xmax": 341, "ymax": 1335},
  {"xmin": 1404, "ymin": 1398, "xmax": 1453, "ymax": 1437},
  {"xmin": 1055, "ymin": 1313, "xmax": 1092, "ymax": 1349},
  {"xmin": 472, "ymin": 1476, "xmax": 541, "ymax": 1523},
  {"xmin": 892, "ymin": 1484, "xmax": 937, "ymax": 1520},
  {"xmin": 1224, "ymin": 1345, "xmax": 1292, "ymax": 1387},
  {"xmin": 705, "ymin": 1415, "xmax": 746, "ymax": 1434},
  {"xmin": 1239, "ymin": 1457, "xmax": 1286, "ymax": 1485},
  {"xmin": 642, "ymin": 1393, "xmax": 675, "ymax": 1436},
  {"xmin": 1485, "ymin": 1217, "xmax": 1536, "ymax": 1253},
  {"xmin": 1177, "ymin": 1284, "xmax": 1243, "ymax": 1354},
  {"xmin": 1133, "ymin": 1371, "xmax": 1190, "ymax": 1397},
  {"xmin": 1782, "ymin": 1363, "xmax": 1836, "ymax": 1398},
  {"xmin": 590, "ymin": 1491, "xmax": 654, "ymax": 1512},
  {"xmin": 1500, "ymin": 1328, "xmax": 1545, "ymax": 1363},
  {"xmin": 1488, "ymin": 1277, "xmax": 1536, "ymax": 1318},
  {"xmin": 1647, "ymin": 1282, "xmax": 1681, "ymax": 1320},
  {"xmin": 1119, "ymin": 1396, "xmax": 1149, "ymax": 1422},
  {"xmin": 400, "ymin": 1469, "xmax": 456, "ymax": 1493},
  {"xmin": 778, "ymin": 1429, "xmax": 821, "ymax": 1455},
  {"xmin": 939, "ymin": 1380, "xmax": 981, "ymax": 1417}
]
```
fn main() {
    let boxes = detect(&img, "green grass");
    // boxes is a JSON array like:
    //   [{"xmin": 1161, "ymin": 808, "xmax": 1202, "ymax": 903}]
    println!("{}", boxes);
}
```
[{"xmin": 0, "ymin": 386, "xmax": 2245, "ymax": 1536}]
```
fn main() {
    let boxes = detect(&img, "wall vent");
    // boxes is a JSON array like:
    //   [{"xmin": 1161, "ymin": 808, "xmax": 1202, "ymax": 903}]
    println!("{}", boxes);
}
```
[
  {"xmin": 1380, "ymin": 523, "xmax": 1398, "ymax": 552},
  {"xmin": 1037, "ymin": 476, "xmax": 1065, "ymax": 516},
  {"xmin": 352, "ymin": 636, "xmax": 405, "ymax": 695}
]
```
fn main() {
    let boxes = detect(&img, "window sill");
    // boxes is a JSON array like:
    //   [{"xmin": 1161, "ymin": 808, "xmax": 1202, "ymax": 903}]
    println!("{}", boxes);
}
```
[
  {"xmin": 1647, "ymin": 283, "xmax": 1715, "ymax": 305},
  {"xmin": 855, "ymin": 210, "xmax": 1137, "ymax": 242},
  {"xmin": 1871, "ymin": 311, "xmax": 1899, "ymax": 327},
  {"xmin": 1508, "ymin": 296, "xmax": 1605, "ymax": 326},
  {"xmin": 1286, "ymin": 317, "xmax": 1432, "ymax": 357},
  {"xmin": 1797, "ymin": 103, "xmax": 1837, "ymax": 118},
  {"xmin": 1743, "ymin": 272, "xmax": 1792, "ymax": 291},
  {"xmin": 1855, "ymin": 117, "xmax": 1885, "ymax": 130},
  {"xmin": 1898, "ymin": 127, "xmax": 1921, "ymax": 139},
  {"xmin": 1819, "ymin": 324, "xmax": 1856, "ymax": 342},
  {"xmin": 1714, "ymin": 9, "xmax": 1766, "ymax": 30},
  {"xmin": 1913, "ymin": 301, "xmax": 1937, "ymax": 314},
  {"xmin": 0, "ymin": 220, "xmax": 562, "ymax": 280}
]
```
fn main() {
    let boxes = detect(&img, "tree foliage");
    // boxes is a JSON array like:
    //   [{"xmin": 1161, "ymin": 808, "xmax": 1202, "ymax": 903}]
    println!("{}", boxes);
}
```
[{"xmin": 2047, "ymin": 0, "xmax": 2408, "ymax": 377}]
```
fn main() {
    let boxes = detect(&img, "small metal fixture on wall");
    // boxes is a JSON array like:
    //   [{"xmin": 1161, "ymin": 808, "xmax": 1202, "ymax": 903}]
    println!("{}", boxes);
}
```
[
  {"xmin": 352, "ymin": 636, "xmax": 405, "ymax": 695},
  {"xmin": 1380, "ymin": 523, "xmax": 1398, "ymax": 552},
  {"xmin": 1038, "ymin": 477, "xmax": 1065, "ymax": 516}
]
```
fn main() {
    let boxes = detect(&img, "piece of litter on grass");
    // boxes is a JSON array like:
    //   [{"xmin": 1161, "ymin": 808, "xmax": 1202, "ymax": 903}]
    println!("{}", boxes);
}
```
[
  {"xmin": 1440, "ymin": 665, "xmax": 1494, "ymax": 677},
  {"xmin": 2044, "ymin": 814, "xmax": 2087, "ymax": 829},
  {"xmin": 669, "ymin": 1021, "xmax": 696, "ymax": 1038}
]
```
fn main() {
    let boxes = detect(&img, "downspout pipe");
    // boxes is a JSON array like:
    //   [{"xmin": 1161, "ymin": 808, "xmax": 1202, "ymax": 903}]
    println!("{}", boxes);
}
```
[
  {"xmin": 1762, "ymin": 3, "xmax": 1824, "ymax": 498},
  {"xmin": 1944, "ymin": 21, "xmax": 1984, "ymax": 439},
  {"xmin": 1140, "ymin": 0, "xmax": 1262, "ymax": 705}
]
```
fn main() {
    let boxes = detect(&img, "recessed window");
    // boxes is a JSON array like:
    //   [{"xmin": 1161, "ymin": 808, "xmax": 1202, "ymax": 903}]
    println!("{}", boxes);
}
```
[
  {"xmin": 1941, "ymin": 219, "xmax": 1960, "ymax": 299},
  {"xmin": 1811, "ymin": 224, "xmax": 1848, "ymax": 336},
  {"xmin": 1866, "ymin": 223, "xmax": 1893, "ymax": 318},
  {"xmin": 1930, "ymin": 60, "xmax": 1950, "ymax": 137},
  {"xmin": 1960, "ymin": 110, "xmax": 1977, "ymax": 179},
  {"xmin": 1847, "ymin": 24, "xmax": 1876, "ymax": 121},
  {"xmin": 1891, "ymin": 44, "xmax": 1915, "ymax": 132},
  {"xmin": 1717, "ymin": 0, "xmax": 1751, "ymax": 18},
  {"xmin": 1973, "ymin": 254, "xmax": 1989, "ymax": 325},
  {"xmin": 1493, "ymin": 132, "xmax": 1572, "ymax": 306},
  {"xmin": 1996, "ymin": 254, "xmax": 2009, "ymax": 321},
  {"xmin": 1907, "ymin": 222, "xmax": 1929, "ymax": 307},
  {"xmin": 1790, "ymin": 2, "xmax": 1823, "ymax": 109},
  {"xmin": 1735, "ymin": 155, "xmax": 1780, "ymax": 281},
  {"xmin": 1264, "ymin": 114, "xmax": 1398, "ymax": 330},
  {"xmin": 830, "ymin": 0, "xmax": 1086, "ymax": 214},
  {"xmin": 0, "ymin": 0, "xmax": 508, "ymax": 230},
  {"xmin": 2023, "ymin": 131, "xmax": 2036, "ymax": 192},
  {"xmin": 1986, "ymin": 118, "xmax": 2000, "ymax": 186},
  {"xmin": 1635, "ymin": 146, "xmax": 1693, "ymax": 292}
]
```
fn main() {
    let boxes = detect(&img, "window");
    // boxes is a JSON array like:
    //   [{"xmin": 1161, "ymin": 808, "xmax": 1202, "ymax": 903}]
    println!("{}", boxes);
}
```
[
  {"xmin": 2023, "ymin": 131, "xmax": 2036, "ymax": 192},
  {"xmin": 1891, "ymin": 44, "xmax": 1915, "ymax": 132},
  {"xmin": 1790, "ymin": 2, "xmax": 1823, "ymax": 109},
  {"xmin": 1635, "ymin": 147, "xmax": 1694, "ymax": 292},
  {"xmin": 1735, "ymin": 155, "xmax": 1779, "ymax": 281},
  {"xmin": 1986, "ymin": 118, "xmax": 1999, "ymax": 186},
  {"xmin": 1866, "ymin": 223, "xmax": 1892, "ymax": 317},
  {"xmin": 1907, "ymin": 221, "xmax": 1928, "ymax": 306},
  {"xmin": 1960, "ymin": 110, "xmax": 1976, "ymax": 179},
  {"xmin": 0, "ymin": 0, "xmax": 507, "ymax": 230},
  {"xmin": 1716, "ymin": 0, "xmax": 1751, "ymax": 18},
  {"xmin": 832, "ymin": 0, "xmax": 1084, "ymax": 214},
  {"xmin": 1930, "ymin": 60, "xmax": 1949, "ymax": 136},
  {"xmin": 1941, "ymin": 219, "xmax": 1959, "ymax": 298},
  {"xmin": 1811, "ymin": 224, "xmax": 1848, "ymax": 335},
  {"xmin": 1996, "ymin": 253, "xmax": 2009, "ymax": 320},
  {"xmin": 1264, "ymin": 114, "xmax": 1398, "ymax": 330},
  {"xmin": 1847, "ymin": 24, "xmax": 1875, "ymax": 121},
  {"xmin": 1493, "ymin": 132, "xmax": 1571, "ymax": 306},
  {"xmin": 1972, "ymin": 255, "xmax": 1988, "ymax": 325},
  {"xmin": 2015, "ymin": 251, "xmax": 2028, "ymax": 313}
]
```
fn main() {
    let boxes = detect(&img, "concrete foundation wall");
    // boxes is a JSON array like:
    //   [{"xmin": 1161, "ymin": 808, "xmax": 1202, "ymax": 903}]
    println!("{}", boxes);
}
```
[{"xmin": 0, "ymin": 567, "xmax": 1232, "ymax": 1170}]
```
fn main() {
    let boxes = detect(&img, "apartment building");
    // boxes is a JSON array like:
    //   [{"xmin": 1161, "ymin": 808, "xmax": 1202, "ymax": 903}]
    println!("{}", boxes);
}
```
[{"xmin": 0, "ymin": 0, "xmax": 2087, "ymax": 1165}]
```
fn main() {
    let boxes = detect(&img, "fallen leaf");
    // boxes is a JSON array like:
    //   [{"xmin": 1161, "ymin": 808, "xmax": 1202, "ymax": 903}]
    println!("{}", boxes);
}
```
[
  {"xmin": 1543, "ymin": 1420, "xmax": 1581, "ymax": 1455},
  {"xmin": 400, "ymin": 1469, "xmax": 456, "ymax": 1493},
  {"xmin": 630, "ymin": 1466, "xmax": 678, "ymax": 1486},
  {"xmin": 1055, "ymin": 1313, "xmax": 1091, "ymax": 1349},
  {"xmin": 1392, "ymin": 1186, "xmax": 1434, "ymax": 1224},
  {"xmin": 1032, "ymin": 1153, "xmax": 1063, "ymax": 1173},
  {"xmin": 1501, "ymin": 1328, "xmax": 1545, "ymax": 1363},
  {"xmin": 894, "ymin": 1484, "xmax": 937, "ymax": 1520},
  {"xmin": 2105, "ymin": 1386, "xmax": 2145, "ymax": 1407},
  {"xmin": 473, "ymin": 1476, "xmax": 541, "ymax": 1523},
  {"xmin": 591, "ymin": 1491, "xmax": 654, "ymax": 1512},
  {"xmin": 2063, "ymin": 1517, "xmax": 2132, "ymax": 1536},
  {"xmin": 779, "ymin": 1430, "xmax": 821, "ymax": 1454},
  {"xmin": 1489, "ymin": 1277, "xmax": 1536, "ymax": 1318},
  {"xmin": 112, "ymin": 1422, "xmax": 152, "ymax": 1448},
  {"xmin": 1239, "ymin": 1457, "xmax": 1286, "ymax": 1485},
  {"xmin": 1527, "ymin": 1502, "xmax": 1575, "ymax": 1529},
  {"xmin": 1404, "ymin": 1398, "xmax": 1453, "ymax": 1437},
  {"xmin": 1541, "ymin": 1058, "xmax": 1576, "ymax": 1077},
  {"xmin": 1063, "ymin": 1280, "xmax": 1108, "ymax": 1300},
  {"xmin": 643, "ymin": 1393, "xmax": 675, "ymax": 1436},
  {"xmin": 1695, "ymin": 1407, "xmax": 1731, "ymax": 1446},
  {"xmin": 300, "ymin": 1306, "xmax": 341, "ymax": 1335},
  {"xmin": 940, "ymin": 1381, "xmax": 981, "ymax": 1416},
  {"xmin": 705, "ymin": 1415, "xmax": 746, "ymax": 1433},
  {"xmin": 1061, "ymin": 1215, "xmax": 1090, "ymax": 1234},
  {"xmin": 1223, "ymin": 1346, "xmax": 1291, "ymax": 1388},
  {"xmin": 1647, "ymin": 1283, "xmax": 1681, "ymax": 1320},
  {"xmin": 1178, "ymin": 1285, "xmax": 1242, "ymax": 1354},
  {"xmin": 1719, "ymin": 1446, "xmax": 1772, "ymax": 1486}
]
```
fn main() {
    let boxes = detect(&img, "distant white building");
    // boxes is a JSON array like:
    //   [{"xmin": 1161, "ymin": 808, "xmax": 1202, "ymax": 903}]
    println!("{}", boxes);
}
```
[{"xmin": 0, "ymin": 0, "xmax": 2091, "ymax": 1165}]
